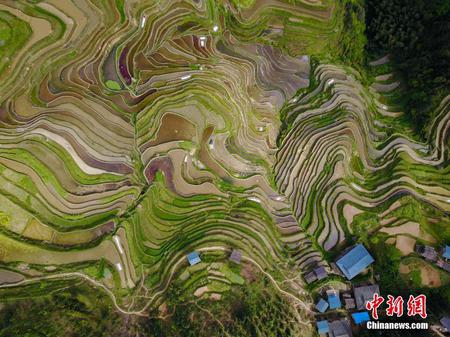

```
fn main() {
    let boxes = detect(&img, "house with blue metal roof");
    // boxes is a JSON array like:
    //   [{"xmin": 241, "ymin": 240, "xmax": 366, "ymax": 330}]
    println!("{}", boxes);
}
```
[
  {"xmin": 336, "ymin": 244, "xmax": 374, "ymax": 280},
  {"xmin": 187, "ymin": 251, "xmax": 201, "ymax": 266},
  {"xmin": 317, "ymin": 320, "xmax": 329, "ymax": 335},
  {"xmin": 352, "ymin": 311, "xmax": 370, "ymax": 325},
  {"xmin": 316, "ymin": 298, "xmax": 329, "ymax": 313},
  {"xmin": 443, "ymin": 246, "xmax": 450, "ymax": 260},
  {"xmin": 327, "ymin": 289, "xmax": 342, "ymax": 310}
]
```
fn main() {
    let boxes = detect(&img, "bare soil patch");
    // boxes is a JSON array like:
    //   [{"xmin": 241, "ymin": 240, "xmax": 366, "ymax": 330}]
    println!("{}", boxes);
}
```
[
  {"xmin": 420, "ymin": 265, "xmax": 441, "ymax": 288},
  {"xmin": 343, "ymin": 204, "xmax": 363, "ymax": 226},
  {"xmin": 194, "ymin": 286, "xmax": 209, "ymax": 297},
  {"xmin": 241, "ymin": 262, "xmax": 257, "ymax": 283},
  {"xmin": 385, "ymin": 237, "xmax": 396, "ymax": 245},
  {"xmin": 395, "ymin": 235, "xmax": 416, "ymax": 256},
  {"xmin": 0, "ymin": 269, "xmax": 24, "ymax": 285}
]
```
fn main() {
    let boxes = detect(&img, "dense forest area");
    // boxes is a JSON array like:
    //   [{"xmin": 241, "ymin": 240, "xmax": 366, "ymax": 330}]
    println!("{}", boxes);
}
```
[
  {"xmin": 366, "ymin": 0, "xmax": 450, "ymax": 137},
  {"xmin": 0, "ymin": 277, "xmax": 301, "ymax": 337}
]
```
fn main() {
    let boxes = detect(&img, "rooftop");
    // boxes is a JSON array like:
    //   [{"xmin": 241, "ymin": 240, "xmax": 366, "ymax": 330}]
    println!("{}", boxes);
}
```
[
  {"xmin": 187, "ymin": 251, "xmax": 201, "ymax": 266},
  {"xmin": 344, "ymin": 298, "xmax": 356, "ymax": 310},
  {"xmin": 336, "ymin": 244, "xmax": 374, "ymax": 280},
  {"xmin": 327, "ymin": 290, "xmax": 342, "ymax": 310},
  {"xmin": 316, "ymin": 298, "xmax": 329, "ymax": 313},
  {"xmin": 317, "ymin": 320, "xmax": 329, "ymax": 335},
  {"xmin": 314, "ymin": 266, "xmax": 328, "ymax": 280},
  {"xmin": 354, "ymin": 284, "xmax": 380, "ymax": 310},
  {"xmin": 436, "ymin": 259, "xmax": 450, "ymax": 272},
  {"xmin": 304, "ymin": 271, "xmax": 317, "ymax": 284},
  {"xmin": 441, "ymin": 317, "xmax": 450, "ymax": 332},
  {"xmin": 329, "ymin": 319, "xmax": 352, "ymax": 337},
  {"xmin": 422, "ymin": 246, "xmax": 438, "ymax": 261},
  {"xmin": 441, "ymin": 262, "xmax": 450, "ymax": 272},
  {"xmin": 443, "ymin": 246, "xmax": 450, "ymax": 260},
  {"xmin": 229, "ymin": 249, "xmax": 242, "ymax": 264},
  {"xmin": 351, "ymin": 311, "xmax": 370, "ymax": 325}
]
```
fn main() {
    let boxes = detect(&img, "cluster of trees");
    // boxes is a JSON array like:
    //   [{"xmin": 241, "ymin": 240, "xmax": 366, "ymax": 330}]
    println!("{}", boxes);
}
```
[
  {"xmin": 369, "ymin": 237, "xmax": 450, "ymax": 337},
  {"xmin": 366, "ymin": 0, "xmax": 450, "ymax": 137},
  {"xmin": 144, "ymin": 277, "xmax": 303, "ymax": 337},
  {"xmin": 0, "ymin": 285, "xmax": 137, "ymax": 337},
  {"xmin": 0, "ymin": 276, "xmax": 305, "ymax": 337},
  {"xmin": 340, "ymin": 0, "xmax": 367, "ymax": 66}
]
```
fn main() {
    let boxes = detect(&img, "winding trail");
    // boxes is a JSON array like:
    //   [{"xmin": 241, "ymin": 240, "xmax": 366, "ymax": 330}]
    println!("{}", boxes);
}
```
[
  {"xmin": 0, "ymin": 272, "xmax": 146, "ymax": 316},
  {"xmin": 0, "ymin": 246, "xmax": 312, "ymax": 319}
]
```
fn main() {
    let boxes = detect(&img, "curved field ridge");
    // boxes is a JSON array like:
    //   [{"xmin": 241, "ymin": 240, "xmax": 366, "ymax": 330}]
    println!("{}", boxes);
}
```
[
  {"xmin": 276, "ymin": 63, "xmax": 449, "ymax": 252},
  {"xmin": 0, "ymin": 0, "xmax": 343, "ymax": 331},
  {"xmin": 0, "ymin": 1, "xmax": 447, "ymax": 334}
]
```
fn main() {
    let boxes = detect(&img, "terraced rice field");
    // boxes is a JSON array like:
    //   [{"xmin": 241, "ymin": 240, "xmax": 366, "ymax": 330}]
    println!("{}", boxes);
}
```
[
  {"xmin": 277, "ymin": 63, "xmax": 450, "ymax": 253},
  {"xmin": 0, "ymin": 0, "xmax": 448, "ymax": 334}
]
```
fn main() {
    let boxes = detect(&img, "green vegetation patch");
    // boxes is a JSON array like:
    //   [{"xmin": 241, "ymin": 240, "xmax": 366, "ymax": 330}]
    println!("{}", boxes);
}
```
[
  {"xmin": 0, "ymin": 11, "xmax": 32, "ymax": 75},
  {"xmin": 391, "ymin": 196, "xmax": 450, "ymax": 243},
  {"xmin": 105, "ymin": 79, "xmax": 121, "ymax": 91},
  {"xmin": 230, "ymin": 0, "xmax": 256, "ymax": 9},
  {"xmin": 351, "ymin": 211, "xmax": 378, "ymax": 243},
  {"xmin": 339, "ymin": 0, "xmax": 366, "ymax": 66},
  {"xmin": 366, "ymin": 0, "xmax": 450, "ymax": 138},
  {"xmin": 0, "ymin": 211, "xmax": 9, "ymax": 226},
  {"xmin": 115, "ymin": 0, "xmax": 125, "ymax": 23},
  {"xmin": 149, "ymin": 276, "xmax": 307, "ymax": 337},
  {"xmin": 0, "ymin": 283, "xmax": 130, "ymax": 337},
  {"xmin": 219, "ymin": 264, "xmax": 245, "ymax": 285}
]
